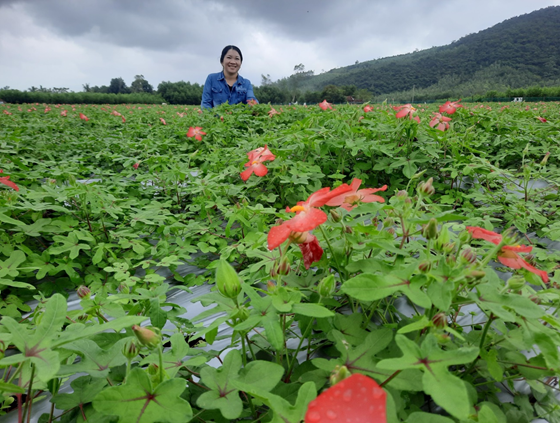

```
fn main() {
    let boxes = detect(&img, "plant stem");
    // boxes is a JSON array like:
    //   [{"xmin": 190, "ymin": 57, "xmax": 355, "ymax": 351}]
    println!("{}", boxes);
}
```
[
  {"xmin": 22, "ymin": 363, "xmax": 35, "ymax": 423},
  {"xmin": 465, "ymin": 313, "xmax": 494, "ymax": 375},
  {"xmin": 158, "ymin": 345, "xmax": 165, "ymax": 383},
  {"xmin": 319, "ymin": 225, "xmax": 345, "ymax": 279}
]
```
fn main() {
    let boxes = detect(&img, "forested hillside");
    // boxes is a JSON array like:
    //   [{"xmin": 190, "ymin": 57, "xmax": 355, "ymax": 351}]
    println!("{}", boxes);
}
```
[{"xmin": 296, "ymin": 6, "xmax": 560, "ymax": 97}]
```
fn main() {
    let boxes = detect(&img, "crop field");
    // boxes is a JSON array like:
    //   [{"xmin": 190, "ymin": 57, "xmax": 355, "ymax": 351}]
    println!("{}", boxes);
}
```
[{"xmin": 0, "ymin": 100, "xmax": 559, "ymax": 422}]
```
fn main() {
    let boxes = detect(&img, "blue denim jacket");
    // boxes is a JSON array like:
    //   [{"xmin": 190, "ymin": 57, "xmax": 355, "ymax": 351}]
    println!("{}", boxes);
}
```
[{"xmin": 201, "ymin": 71, "xmax": 258, "ymax": 109}]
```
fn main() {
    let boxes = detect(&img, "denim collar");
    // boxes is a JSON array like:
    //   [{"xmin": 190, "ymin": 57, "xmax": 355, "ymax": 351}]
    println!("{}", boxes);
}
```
[{"xmin": 217, "ymin": 71, "xmax": 244, "ymax": 85}]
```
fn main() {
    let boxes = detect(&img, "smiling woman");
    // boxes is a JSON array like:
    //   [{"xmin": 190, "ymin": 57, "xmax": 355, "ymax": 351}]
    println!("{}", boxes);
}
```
[{"xmin": 201, "ymin": 45, "xmax": 258, "ymax": 109}]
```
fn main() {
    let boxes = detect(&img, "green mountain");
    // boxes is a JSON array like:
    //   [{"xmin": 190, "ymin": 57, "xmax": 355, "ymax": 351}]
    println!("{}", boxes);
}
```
[{"xmin": 298, "ymin": 6, "xmax": 560, "ymax": 98}]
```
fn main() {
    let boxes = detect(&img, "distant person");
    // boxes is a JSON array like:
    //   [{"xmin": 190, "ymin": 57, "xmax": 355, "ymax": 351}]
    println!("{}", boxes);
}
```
[{"xmin": 201, "ymin": 45, "xmax": 258, "ymax": 109}]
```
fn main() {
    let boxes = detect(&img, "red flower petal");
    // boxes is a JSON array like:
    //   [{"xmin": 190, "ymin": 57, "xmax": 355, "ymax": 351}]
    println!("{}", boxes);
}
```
[
  {"xmin": 0, "ymin": 176, "xmax": 19, "ymax": 191},
  {"xmin": 466, "ymin": 226, "xmax": 502, "ymax": 245},
  {"xmin": 287, "ymin": 208, "xmax": 328, "ymax": 232},
  {"xmin": 267, "ymin": 223, "xmax": 292, "ymax": 250},
  {"xmin": 305, "ymin": 374, "xmax": 386, "ymax": 423},
  {"xmin": 498, "ymin": 250, "xmax": 549, "ymax": 283},
  {"xmin": 298, "ymin": 235, "xmax": 323, "ymax": 269}
]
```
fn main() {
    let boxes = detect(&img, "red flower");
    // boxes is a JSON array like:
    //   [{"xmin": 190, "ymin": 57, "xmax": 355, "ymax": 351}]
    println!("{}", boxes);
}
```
[
  {"xmin": 111, "ymin": 110, "xmax": 122, "ymax": 117},
  {"xmin": 133, "ymin": 162, "xmax": 140, "ymax": 169},
  {"xmin": 429, "ymin": 112, "xmax": 452, "ymax": 131},
  {"xmin": 305, "ymin": 373, "xmax": 387, "ymax": 423},
  {"xmin": 439, "ymin": 99, "xmax": 463, "ymax": 115},
  {"xmin": 187, "ymin": 126, "xmax": 206, "ymax": 141},
  {"xmin": 267, "ymin": 184, "xmax": 352, "ymax": 250},
  {"xmin": 536, "ymin": 116, "xmax": 547, "ymax": 123},
  {"xmin": 393, "ymin": 104, "xmax": 420, "ymax": 123},
  {"xmin": 121, "ymin": 116, "xmax": 126, "ymax": 123},
  {"xmin": 159, "ymin": 118, "xmax": 167, "ymax": 125},
  {"xmin": 240, "ymin": 145, "xmax": 276, "ymax": 182},
  {"xmin": 268, "ymin": 107, "xmax": 281, "ymax": 117},
  {"xmin": 79, "ymin": 113, "xmax": 89, "ymax": 121},
  {"xmin": 60, "ymin": 110, "xmax": 67, "ymax": 117},
  {"xmin": 326, "ymin": 178, "xmax": 388, "ymax": 211},
  {"xmin": 298, "ymin": 233, "xmax": 324, "ymax": 269},
  {"xmin": 3, "ymin": 110, "xmax": 12, "ymax": 115},
  {"xmin": 247, "ymin": 99, "xmax": 258, "ymax": 106},
  {"xmin": 363, "ymin": 105, "xmax": 374, "ymax": 113},
  {"xmin": 466, "ymin": 226, "xmax": 549, "ymax": 283},
  {"xmin": 318, "ymin": 100, "xmax": 332, "ymax": 110},
  {"xmin": 0, "ymin": 170, "xmax": 19, "ymax": 191}
]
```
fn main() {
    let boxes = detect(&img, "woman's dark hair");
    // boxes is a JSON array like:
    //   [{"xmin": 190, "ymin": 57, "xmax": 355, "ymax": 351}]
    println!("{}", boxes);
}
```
[{"xmin": 220, "ymin": 45, "xmax": 243, "ymax": 64}]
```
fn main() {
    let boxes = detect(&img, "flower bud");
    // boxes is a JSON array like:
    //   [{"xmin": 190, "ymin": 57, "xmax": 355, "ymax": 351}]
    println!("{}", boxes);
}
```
[
  {"xmin": 147, "ymin": 363, "xmax": 159, "ymax": 376},
  {"xmin": 344, "ymin": 225, "xmax": 353, "ymax": 234},
  {"xmin": 270, "ymin": 257, "xmax": 291, "ymax": 277},
  {"xmin": 216, "ymin": 260, "xmax": 242, "ymax": 299},
  {"xmin": 318, "ymin": 274, "xmax": 336, "ymax": 298},
  {"xmin": 132, "ymin": 325, "xmax": 162, "ymax": 348},
  {"xmin": 396, "ymin": 190, "xmax": 408, "ymax": 199},
  {"xmin": 460, "ymin": 248, "xmax": 477, "ymax": 264},
  {"xmin": 122, "ymin": 339, "xmax": 139, "ymax": 360},
  {"xmin": 267, "ymin": 280, "xmax": 277, "ymax": 294},
  {"xmin": 501, "ymin": 227, "xmax": 519, "ymax": 246},
  {"xmin": 432, "ymin": 313, "xmax": 447, "ymax": 329},
  {"xmin": 466, "ymin": 270, "xmax": 486, "ymax": 280},
  {"xmin": 118, "ymin": 283, "xmax": 130, "ymax": 294},
  {"xmin": 434, "ymin": 333, "xmax": 450, "ymax": 344},
  {"xmin": 529, "ymin": 294, "xmax": 541, "ymax": 305},
  {"xmin": 330, "ymin": 209, "xmax": 342, "ymax": 223},
  {"xmin": 383, "ymin": 217, "xmax": 394, "ymax": 228},
  {"xmin": 506, "ymin": 275, "xmax": 526, "ymax": 291},
  {"xmin": 436, "ymin": 225, "xmax": 450, "ymax": 247},
  {"xmin": 233, "ymin": 305, "xmax": 250, "ymax": 321},
  {"xmin": 418, "ymin": 261, "xmax": 432, "ymax": 273},
  {"xmin": 77, "ymin": 285, "xmax": 91, "ymax": 299},
  {"xmin": 386, "ymin": 227, "xmax": 396, "ymax": 236},
  {"xmin": 288, "ymin": 231, "xmax": 309, "ymax": 244},
  {"xmin": 540, "ymin": 152, "xmax": 550, "ymax": 166},
  {"xmin": 417, "ymin": 178, "xmax": 435, "ymax": 197},
  {"xmin": 446, "ymin": 254, "xmax": 456, "ymax": 265},
  {"xmin": 329, "ymin": 365, "xmax": 351, "ymax": 386},
  {"xmin": 423, "ymin": 218, "xmax": 438, "ymax": 240},
  {"xmin": 459, "ymin": 231, "xmax": 471, "ymax": 244},
  {"xmin": 442, "ymin": 242, "xmax": 455, "ymax": 254}
]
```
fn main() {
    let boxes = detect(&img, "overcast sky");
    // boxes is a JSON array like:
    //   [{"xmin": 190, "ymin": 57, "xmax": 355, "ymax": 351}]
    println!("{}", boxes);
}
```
[{"xmin": 1, "ymin": 0, "xmax": 559, "ymax": 92}]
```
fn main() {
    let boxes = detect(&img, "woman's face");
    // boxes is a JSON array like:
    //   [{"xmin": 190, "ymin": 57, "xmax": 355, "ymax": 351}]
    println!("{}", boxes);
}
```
[{"xmin": 222, "ymin": 49, "xmax": 242, "ymax": 77}]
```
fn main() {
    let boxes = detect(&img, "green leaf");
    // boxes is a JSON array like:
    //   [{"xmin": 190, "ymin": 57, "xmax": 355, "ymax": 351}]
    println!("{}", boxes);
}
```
[
  {"xmin": 58, "ymin": 339, "xmax": 128, "ymax": 377},
  {"xmin": 234, "ymin": 360, "xmax": 284, "ymax": 392},
  {"xmin": 197, "ymin": 349, "xmax": 243, "ymax": 419},
  {"xmin": 0, "ymin": 250, "xmax": 26, "ymax": 278},
  {"xmin": 0, "ymin": 381, "xmax": 26, "ymax": 394},
  {"xmin": 423, "ymin": 368, "xmax": 472, "ymax": 420},
  {"xmin": 291, "ymin": 303, "xmax": 334, "ymax": 318},
  {"xmin": 93, "ymin": 368, "xmax": 192, "ymax": 423},
  {"xmin": 263, "ymin": 315, "xmax": 284, "ymax": 351},
  {"xmin": 405, "ymin": 411, "xmax": 455, "ymax": 423},
  {"xmin": 0, "ymin": 212, "xmax": 26, "ymax": 227},
  {"xmin": 53, "ymin": 376, "xmax": 108, "ymax": 410}
]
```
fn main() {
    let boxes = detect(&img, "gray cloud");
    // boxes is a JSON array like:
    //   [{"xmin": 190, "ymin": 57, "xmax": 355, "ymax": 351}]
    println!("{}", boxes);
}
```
[{"xmin": 1, "ymin": 0, "xmax": 559, "ymax": 91}]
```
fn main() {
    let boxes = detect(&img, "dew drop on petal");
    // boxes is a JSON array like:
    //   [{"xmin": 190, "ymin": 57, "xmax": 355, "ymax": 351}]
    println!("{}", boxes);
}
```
[
  {"xmin": 373, "ymin": 387, "xmax": 383, "ymax": 399},
  {"xmin": 326, "ymin": 410, "xmax": 337, "ymax": 420},
  {"xmin": 307, "ymin": 411, "xmax": 321, "ymax": 422},
  {"xmin": 343, "ymin": 389, "xmax": 353, "ymax": 402}
]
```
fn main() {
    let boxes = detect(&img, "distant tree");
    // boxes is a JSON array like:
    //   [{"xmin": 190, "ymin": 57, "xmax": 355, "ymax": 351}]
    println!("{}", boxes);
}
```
[
  {"xmin": 320, "ymin": 85, "xmax": 345, "ymax": 103},
  {"xmin": 341, "ymin": 85, "xmax": 357, "ymax": 96},
  {"xmin": 83, "ymin": 83, "xmax": 91, "ymax": 92},
  {"xmin": 130, "ymin": 75, "xmax": 154, "ymax": 94},
  {"xmin": 108, "ymin": 78, "xmax": 130, "ymax": 94},
  {"xmin": 261, "ymin": 74, "xmax": 273, "ymax": 86}
]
